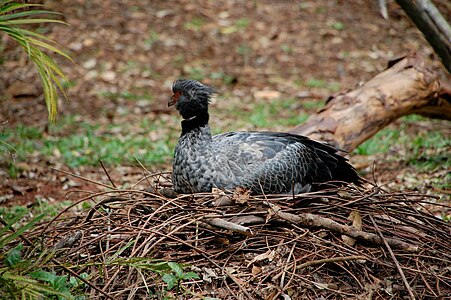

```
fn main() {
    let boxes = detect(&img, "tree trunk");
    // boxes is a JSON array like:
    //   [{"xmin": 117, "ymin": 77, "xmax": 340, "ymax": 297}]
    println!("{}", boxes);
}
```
[{"xmin": 290, "ymin": 53, "xmax": 450, "ymax": 152}]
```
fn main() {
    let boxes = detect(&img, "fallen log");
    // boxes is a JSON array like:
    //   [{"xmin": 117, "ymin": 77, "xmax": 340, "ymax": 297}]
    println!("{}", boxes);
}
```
[{"xmin": 290, "ymin": 53, "xmax": 450, "ymax": 152}]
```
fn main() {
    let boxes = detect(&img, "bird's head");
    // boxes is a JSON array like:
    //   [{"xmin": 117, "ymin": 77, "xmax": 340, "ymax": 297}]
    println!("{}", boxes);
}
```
[{"xmin": 169, "ymin": 79, "xmax": 215, "ymax": 120}]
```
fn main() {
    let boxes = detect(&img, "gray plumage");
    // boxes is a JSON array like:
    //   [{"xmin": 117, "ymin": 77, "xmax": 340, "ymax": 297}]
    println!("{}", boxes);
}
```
[{"xmin": 169, "ymin": 79, "xmax": 361, "ymax": 194}]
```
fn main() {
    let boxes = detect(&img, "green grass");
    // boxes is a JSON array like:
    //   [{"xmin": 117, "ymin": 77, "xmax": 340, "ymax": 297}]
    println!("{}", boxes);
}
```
[
  {"xmin": 305, "ymin": 78, "xmax": 340, "ymax": 92},
  {"xmin": 0, "ymin": 115, "xmax": 177, "ymax": 174},
  {"xmin": 355, "ymin": 116, "xmax": 450, "ymax": 172},
  {"xmin": 214, "ymin": 97, "xmax": 311, "ymax": 130},
  {"xmin": 183, "ymin": 17, "xmax": 205, "ymax": 32},
  {"xmin": 100, "ymin": 90, "xmax": 153, "ymax": 101}
]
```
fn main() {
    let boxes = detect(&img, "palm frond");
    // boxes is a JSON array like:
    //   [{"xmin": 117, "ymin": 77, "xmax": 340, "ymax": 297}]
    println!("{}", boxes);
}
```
[{"xmin": 0, "ymin": 1, "xmax": 72, "ymax": 121}]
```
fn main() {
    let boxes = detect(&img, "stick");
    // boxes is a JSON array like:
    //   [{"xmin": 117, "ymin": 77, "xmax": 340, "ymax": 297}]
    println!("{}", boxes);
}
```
[
  {"xmin": 370, "ymin": 216, "xmax": 416, "ymax": 300},
  {"xmin": 296, "ymin": 255, "xmax": 367, "ymax": 271},
  {"xmin": 99, "ymin": 159, "xmax": 117, "ymax": 188},
  {"xmin": 225, "ymin": 268, "xmax": 255, "ymax": 299},
  {"xmin": 205, "ymin": 218, "xmax": 254, "ymax": 236},
  {"xmin": 51, "ymin": 167, "xmax": 117, "ymax": 190},
  {"xmin": 266, "ymin": 202, "xmax": 418, "ymax": 251}
]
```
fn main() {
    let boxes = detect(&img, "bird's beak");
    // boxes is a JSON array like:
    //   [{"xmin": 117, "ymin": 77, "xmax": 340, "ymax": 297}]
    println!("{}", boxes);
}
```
[{"xmin": 168, "ymin": 96, "xmax": 176, "ymax": 107}]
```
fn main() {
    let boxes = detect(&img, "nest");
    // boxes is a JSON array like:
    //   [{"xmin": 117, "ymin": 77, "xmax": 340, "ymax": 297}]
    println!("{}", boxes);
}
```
[{"xmin": 35, "ymin": 171, "xmax": 450, "ymax": 299}]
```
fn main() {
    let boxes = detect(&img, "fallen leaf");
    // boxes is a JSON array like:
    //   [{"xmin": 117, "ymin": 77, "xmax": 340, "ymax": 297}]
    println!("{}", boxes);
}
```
[
  {"xmin": 232, "ymin": 187, "xmax": 251, "ymax": 204},
  {"xmin": 253, "ymin": 90, "xmax": 281, "ymax": 100},
  {"xmin": 251, "ymin": 265, "xmax": 261, "ymax": 276},
  {"xmin": 342, "ymin": 210, "xmax": 362, "ymax": 246},
  {"xmin": 247, "ymin": 249, "xmax": 276, "ymax": 267}
]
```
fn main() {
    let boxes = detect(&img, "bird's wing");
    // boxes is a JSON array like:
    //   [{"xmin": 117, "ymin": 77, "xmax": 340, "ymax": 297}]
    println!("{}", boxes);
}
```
[{"xmin": 212, "ymin": 131, "xmax": 342, "ymax": 192}]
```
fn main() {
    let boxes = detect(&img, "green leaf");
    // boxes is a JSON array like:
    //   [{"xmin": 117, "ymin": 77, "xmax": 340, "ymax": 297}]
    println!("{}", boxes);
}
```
[
  {"xmin": 30, "ymin": 270, "xmax": 58, "ymax": 283},
  {"xmin": 53, "ymin": 274, "xmax": 68, "ymax": 289},
  {"xmin": 5, "ymin": 243, "xmax": 23, "ymax": 267},
  {"xmin": 0, "ymin": 18, "xmax": 66, "ymax": 25},
  {"xmin": 162, "ymin": 273, "xmax": 177, "ymax": 290},
  {"xmin": 0, "ymin": 3, "xmax": 72, "ymax": 121},
  {"xmin": 182, "ymin": 271, "xmax": 199, "ymax": 280},
  {"xmin": 0, "ymin": 10, "xmax": 61, "ymax": 21},
  {"xmin": 1, "ymin": 272, "xmax": 72, "ymax": 299},
  {"xmin": 0, "ymin": 213, "xmax": 46, "ymax": 249},
  {"xmin": 0, "ymin": 3, "xmax": 42, "ymax": 15},
  {"xmin": 168, "ymin": 262, "xmax": 183, "ymax": 278}
]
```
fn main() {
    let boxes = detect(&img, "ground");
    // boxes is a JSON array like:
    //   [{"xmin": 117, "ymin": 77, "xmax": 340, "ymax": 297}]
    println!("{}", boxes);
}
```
[{"xmin": 0, "ymin": 1, "xmax": 449, "ymax": 209}]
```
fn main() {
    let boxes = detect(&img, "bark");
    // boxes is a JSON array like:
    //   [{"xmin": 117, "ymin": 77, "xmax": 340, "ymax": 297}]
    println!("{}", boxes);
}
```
[{"xmin": 290, "ymin": 53, "xmax": 450, "ymax": 152}]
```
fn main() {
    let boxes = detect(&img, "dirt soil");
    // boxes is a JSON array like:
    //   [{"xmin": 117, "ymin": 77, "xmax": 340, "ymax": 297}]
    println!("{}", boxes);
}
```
[{"xmin": 0, "ymin": 1, "xmax": 450, "ymax": 206}]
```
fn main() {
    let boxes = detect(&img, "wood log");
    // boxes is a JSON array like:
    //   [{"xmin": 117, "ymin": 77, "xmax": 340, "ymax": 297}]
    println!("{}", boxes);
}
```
[{"xmin": 290, "ymin": 53, "xmax": 450, "ymax": 152}]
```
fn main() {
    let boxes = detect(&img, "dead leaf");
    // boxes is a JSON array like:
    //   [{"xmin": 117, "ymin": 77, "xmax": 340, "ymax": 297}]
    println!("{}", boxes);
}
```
[
  {"xmin": 251, "ymin": 265, "xmax": 262, "ymax": 276},
  {"xmin": 232, "ymin": 187, "xmax": 251, "ymax": 204},
  {"xmin": 6, "ymin": 81, "xmax": 38, "ymax": 97},
  {"xmin": 211, "ymin": 188, "xmax": 232, "ymax": 206},
  {"xmin": 213, "ymin": 195, "xmax": 232, "ymax": 206},
  {"xmin": 337, "ymin": 190, "xmax": 352, "ymax": 199},
  {"xmin": 230, "ymin": 215, "xmax": 265, "ymax": 225},
  {"xmin": 312, "ymin": 282, "xmax": 329, "ymax": 290},
  {"xmin": 202, "ymin": 268, "xmax": 218, "ymax": 283},
  {"xmin": 342, "ymin": 210, "xmax": 362, "ymax": 246},
  {"xmin": 247, "ymin": 249, "xmax": 276, "ymax": 267},
  {"xmin": 253, "ymin": 90, "xmax": 281, "ymax": 100}
]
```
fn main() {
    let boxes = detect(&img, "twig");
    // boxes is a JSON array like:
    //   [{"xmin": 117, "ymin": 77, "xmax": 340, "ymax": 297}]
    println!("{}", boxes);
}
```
[
  {"xmin": 204, "ymin": 217, "xmax": 253, "ymax": 236},
  {"xmin": 40, "ymin": 190, "xmax": 120, "ymax": 235},
  {"xmin": 266, "ymin": 202, "xmax": 419, "ymax": 251},
  {"xmin": 51, "ymin": 167, "xmax": 117, "ymax": 190},
  {"xmin": 99, "ymin": 159, "xmax": 116, "ymax": 188},
  {"xmin": 370, "ymin": 216, "xmax": 416, "ymax": 300},
  {"xmin": 296, "ymin": 255, "xmax": 367, "ymax": 271},
  {"xmin": 272, "ymin": 242, "xmax": 297, "ymax": 300},
  {"xmin": 225, "ymin": 268, "xmax": 255, "ymax": 299},
  {"xmin": 33, "ymin": 177, "xmax": 450, "ymax": 298},
  {"xmin": 54, "ymin": 260, "xmax": 114, "ymax": 300}
]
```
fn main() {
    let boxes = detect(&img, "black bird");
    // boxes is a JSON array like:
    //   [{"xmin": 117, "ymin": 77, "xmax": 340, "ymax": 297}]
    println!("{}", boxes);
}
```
[{"xmin": 169, "ymin": 79, "xmax": 361, "ymax": 194}]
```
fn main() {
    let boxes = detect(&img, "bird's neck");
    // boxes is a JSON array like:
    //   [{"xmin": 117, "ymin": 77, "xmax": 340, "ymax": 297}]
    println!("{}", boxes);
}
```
[{"xmin": 181, "ymin": 111, "xmax": 210, "ymax": 136}]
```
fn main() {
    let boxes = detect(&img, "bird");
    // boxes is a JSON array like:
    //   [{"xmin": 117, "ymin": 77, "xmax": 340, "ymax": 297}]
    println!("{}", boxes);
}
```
[{"xmin": 169, "ymin": 79, "xmax": 361, "ymax": 194}]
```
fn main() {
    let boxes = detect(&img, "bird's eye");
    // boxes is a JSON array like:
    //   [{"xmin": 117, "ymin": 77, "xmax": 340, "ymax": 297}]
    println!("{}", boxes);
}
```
[{"xmin": 172, "ymin": 91, "xmax": 182, "ymax": 102}]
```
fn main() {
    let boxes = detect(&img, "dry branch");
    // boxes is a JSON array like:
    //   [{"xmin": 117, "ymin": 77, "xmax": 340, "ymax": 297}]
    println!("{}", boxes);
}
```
[
  {"xmin": 290, "ymin": 53, "xmax": 450, "ymax": 151},
  {"xmin": 295, "ymin": 255, "xmax": 367, "ymax": 271},
  {"xmin": 204, "ymin": 217, "xmax": 254, "ymax": 236},
  {"xmin": 370, "ymin": 216, "xmax": 416, "ymax": 300},
  {"xmin": 395, "ymin": 0, "xmax": 451, "ymax": 73},
  {"xmin": 266, "ymin": 202, "xmax": 419, "ymax": 252}
]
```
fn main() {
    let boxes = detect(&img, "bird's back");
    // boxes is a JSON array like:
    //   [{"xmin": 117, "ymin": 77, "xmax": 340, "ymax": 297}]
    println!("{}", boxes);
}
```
[{"xmin": 210, "ymin": 131, "xmax": 360, "ymax": 194}]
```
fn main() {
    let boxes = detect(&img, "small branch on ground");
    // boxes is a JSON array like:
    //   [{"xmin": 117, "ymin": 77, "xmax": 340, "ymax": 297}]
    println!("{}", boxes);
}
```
[
  {"xmin": 296, "ymin": 255, "xmax": 367, "ymax": 271},
  {"xmin": 370, "ymin": 216, "xmax": 417, "ymax": 300},
  {"xmin": 266, "ymin": 202, "xmax": 419, "ymax": 251},
  {"xmin": 204, "ymin": 217, "xmax": 254, "ymax": 236}
]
